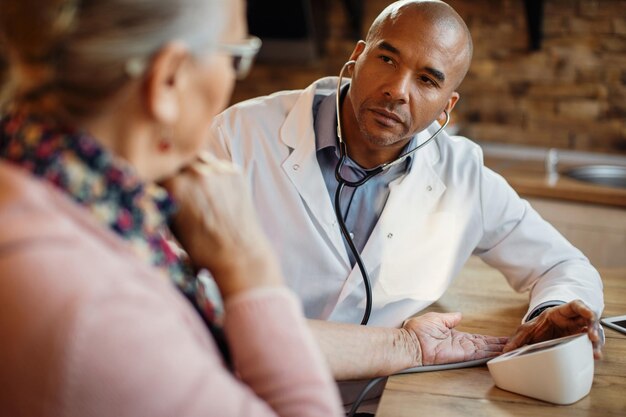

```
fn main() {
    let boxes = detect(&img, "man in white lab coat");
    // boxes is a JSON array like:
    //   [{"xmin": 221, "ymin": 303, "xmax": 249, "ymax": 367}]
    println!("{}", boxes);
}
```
[{"xmin": 207, "ymin": 0, "xmax": 604, "ymax": 382}]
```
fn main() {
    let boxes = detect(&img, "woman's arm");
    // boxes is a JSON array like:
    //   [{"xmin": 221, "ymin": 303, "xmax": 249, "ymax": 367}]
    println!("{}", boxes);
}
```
[
  {"xmin": 62, "ymin": 280, "xmax": 343, "ymax": 417},
  {"xmin": 162, "ymin": 155, "xmax": 343, "ymax": 415}
]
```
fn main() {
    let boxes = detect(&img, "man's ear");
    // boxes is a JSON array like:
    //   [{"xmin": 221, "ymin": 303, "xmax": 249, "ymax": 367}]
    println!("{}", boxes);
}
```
[
  {"xmin": 349, "ymin": 40, "xmax": 367, "ymax": 61},
  {"xmin": 348, "ymin": 41, "xmax": 367, "ymax": 77},
  {"xmin": 446, "ymin": 92, "xmax": 460, "ymax": 114},
  {"xmin": 142, "ymin": 42, "xmax": 189, "ymax": 125},
  {"xmin": 439, "ymin": 92, "xmax": 460, "ymax": 124}
]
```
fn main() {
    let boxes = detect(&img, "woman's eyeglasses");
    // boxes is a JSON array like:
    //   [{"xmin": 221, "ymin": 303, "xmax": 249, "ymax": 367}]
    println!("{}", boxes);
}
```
[
  {"xmin": 219, "ymin": 36, "xmax": 261, "ymax": 80},
  {"xmin": 125, "ymin": 36, "xmax": 262, "ymax": 80}
]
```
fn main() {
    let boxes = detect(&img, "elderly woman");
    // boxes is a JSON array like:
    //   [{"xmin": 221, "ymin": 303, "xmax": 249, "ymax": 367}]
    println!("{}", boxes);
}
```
[{"xmin": 0, "ymin": 0, "xmax": 342, "ymax": 416}]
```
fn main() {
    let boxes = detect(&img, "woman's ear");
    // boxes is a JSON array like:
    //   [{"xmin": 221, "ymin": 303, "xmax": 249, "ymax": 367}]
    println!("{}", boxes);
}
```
[{"xmin": 142, "ymin": 42, "xmax": 189, "ymax": 125}]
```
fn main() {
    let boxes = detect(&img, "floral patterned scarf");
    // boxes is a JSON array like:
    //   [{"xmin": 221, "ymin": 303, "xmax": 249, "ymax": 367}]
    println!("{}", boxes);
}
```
[{"xmin": 0, "ymin": 110, "xmax": 229, "ymax": 361}]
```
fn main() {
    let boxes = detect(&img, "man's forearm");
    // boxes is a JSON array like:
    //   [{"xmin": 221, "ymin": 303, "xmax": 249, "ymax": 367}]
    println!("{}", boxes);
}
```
[{"xmin": 307, "ymin": 319, "xmax": 421, "ymax": 381}]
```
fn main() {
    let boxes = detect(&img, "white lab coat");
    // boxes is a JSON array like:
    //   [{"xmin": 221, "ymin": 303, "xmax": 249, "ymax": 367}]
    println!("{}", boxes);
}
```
[{"xmin": 208, "ymin": 77, "xmax": 603, "ymax": 327}]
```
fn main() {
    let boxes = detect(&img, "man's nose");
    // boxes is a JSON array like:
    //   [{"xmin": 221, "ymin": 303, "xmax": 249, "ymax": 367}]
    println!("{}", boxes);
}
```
[{"xmin": 383, "ymin": 72, "xmax": 411, "ymax": 104}]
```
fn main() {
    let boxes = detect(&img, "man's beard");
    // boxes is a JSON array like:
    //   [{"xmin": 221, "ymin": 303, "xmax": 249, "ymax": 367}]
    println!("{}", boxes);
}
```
[{"xmin": 356, "ymin": 106, "xmax": 411, "ymax": 147}]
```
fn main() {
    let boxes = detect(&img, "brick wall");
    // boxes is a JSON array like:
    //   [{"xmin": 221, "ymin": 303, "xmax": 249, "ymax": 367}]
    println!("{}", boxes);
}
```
[
  {"xmin": 2, "ymin": 0, "xmax": 624, "ymax": 155},
  {"xmin": 445, "ymin": 0, "xmax": 626, "ymax": 153},
  {"xmin": 234, "ymin": 0, "xmax": 626, "ymax": 154}
]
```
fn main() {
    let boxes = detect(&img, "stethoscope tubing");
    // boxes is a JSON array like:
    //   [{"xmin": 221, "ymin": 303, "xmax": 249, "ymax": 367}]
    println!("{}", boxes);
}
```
[
  {"xmin": 333, "ymin": 180, "xmax": 372, "ymax": 325},
  {"xmin": 333, "ymin": 61, "xmax": 450, "ymax": 325}
]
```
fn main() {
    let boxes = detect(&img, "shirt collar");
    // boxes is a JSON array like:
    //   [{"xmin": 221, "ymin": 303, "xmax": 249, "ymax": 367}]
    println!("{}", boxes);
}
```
[
  {"xmin": 313, "ymin": 85, "xmax": 343, "ymax": 153},
  {"xmin": 312, "ymin": 84, "xmax": 416, "ymax": 171}
]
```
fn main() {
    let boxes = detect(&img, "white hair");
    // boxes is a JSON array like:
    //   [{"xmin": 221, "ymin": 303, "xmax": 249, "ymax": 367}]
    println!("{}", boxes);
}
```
[{"xmin": 0, "ymin": 0, "xmax": 227, "ymax": 117}]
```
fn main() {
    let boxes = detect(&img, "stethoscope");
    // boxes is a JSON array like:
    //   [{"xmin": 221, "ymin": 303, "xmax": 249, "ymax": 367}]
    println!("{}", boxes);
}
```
[{"xmin": 333, "ymin": 60, "xmax": 450, "ymax": 325}]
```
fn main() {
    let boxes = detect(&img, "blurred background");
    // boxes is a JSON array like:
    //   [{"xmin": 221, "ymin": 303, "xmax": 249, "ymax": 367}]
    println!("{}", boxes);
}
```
[
  {"xmin": 0, "ymin": 0, "xmax": 624, "ymax": 265},
  {"xmin": 235, "ymin": 0, "xmax": 626, "ymax": 155},
  {"xmin": 233, "ymin": 0, "xmax": 626, "ymax": 268}
]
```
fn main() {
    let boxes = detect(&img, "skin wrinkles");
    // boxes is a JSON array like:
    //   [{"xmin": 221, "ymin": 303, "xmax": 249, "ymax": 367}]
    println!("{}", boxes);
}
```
[{"xmin": 340, "ymin": 0, "xmax": 472, "ymax": 168}]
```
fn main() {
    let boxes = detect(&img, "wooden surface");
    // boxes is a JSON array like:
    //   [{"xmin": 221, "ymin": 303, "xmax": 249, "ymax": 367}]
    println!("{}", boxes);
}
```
[
  {"xmin": 484, "ymin": 157, "xmax": 626, "ymax": 208},
  {"xmin": 377, "ymin": 257, "xmax": 626, "ymax": 417}
]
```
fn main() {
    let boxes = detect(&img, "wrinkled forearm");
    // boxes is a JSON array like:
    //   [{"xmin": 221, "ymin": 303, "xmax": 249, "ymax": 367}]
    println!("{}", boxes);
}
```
[{"xmin": 308, "ymin": 319, "xmax": 421, "ymax": 380}]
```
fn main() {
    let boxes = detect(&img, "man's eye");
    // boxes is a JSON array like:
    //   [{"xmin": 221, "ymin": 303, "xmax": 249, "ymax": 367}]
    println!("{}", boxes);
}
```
[
  {"xmin": 380, "ymin": 55, "xmax": 394, "ymax": 65},
  {"xmin": 420, "ymin": 76, "xmax": 436, "ymax": 86}
]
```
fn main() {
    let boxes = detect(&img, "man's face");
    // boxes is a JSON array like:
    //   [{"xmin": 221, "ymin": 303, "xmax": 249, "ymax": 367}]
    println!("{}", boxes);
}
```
[{"xmin": 346, "ymin": 9, "xmax": 467, "ymax": 149}]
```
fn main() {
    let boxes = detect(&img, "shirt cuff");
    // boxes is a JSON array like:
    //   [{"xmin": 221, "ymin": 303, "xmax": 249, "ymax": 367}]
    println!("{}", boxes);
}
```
[
  {"xmin": 526, "ymin": 300, "xmax": 565, "ymax": 322},
  {"xmin": 224, "ymin": 286, "xmax": 299, "ymax": 311}
]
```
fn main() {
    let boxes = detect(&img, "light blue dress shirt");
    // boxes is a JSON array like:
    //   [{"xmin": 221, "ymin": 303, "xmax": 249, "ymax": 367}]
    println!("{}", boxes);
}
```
[{"xmin": 312, "ymin": 87, "xmax": 414, "ymax": 266}]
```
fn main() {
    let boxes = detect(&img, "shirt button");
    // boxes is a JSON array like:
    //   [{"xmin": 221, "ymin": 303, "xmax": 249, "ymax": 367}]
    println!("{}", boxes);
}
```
[
  {"xmin": 349, "ymin": 232, "xmax": 355, "ymax": 239},
  {"xmin": 387, "ymin": 233, "xmax": 393, "ymax": 239},
  {"xmin": 293, "ymin": 164, "xmax": 300, "ymax": 171},
  {"xmin": 426, "ymin": 185, "xmax": 433, "ymax": 191}
]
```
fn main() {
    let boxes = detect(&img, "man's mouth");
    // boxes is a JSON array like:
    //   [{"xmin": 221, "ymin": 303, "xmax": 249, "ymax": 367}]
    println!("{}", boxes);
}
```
[{"xmin": 369, "ymin": 108, "xmax": 403, "ymax": 127}]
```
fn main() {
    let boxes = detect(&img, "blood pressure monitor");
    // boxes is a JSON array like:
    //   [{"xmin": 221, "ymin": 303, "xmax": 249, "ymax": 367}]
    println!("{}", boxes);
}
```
[{"xmin": 487, "ymin": 333, "xmax": 594, "ymax": 405}]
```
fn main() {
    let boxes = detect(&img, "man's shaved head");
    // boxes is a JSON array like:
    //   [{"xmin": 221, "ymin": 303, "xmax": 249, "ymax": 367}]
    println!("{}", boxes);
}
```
[
  {"xmin": 366, "ymin": 0, "xmax": 473, "ymax": 84},
  {"xmin": 340, "ymin": 0, "xmax": 474, "ymax": 165}
]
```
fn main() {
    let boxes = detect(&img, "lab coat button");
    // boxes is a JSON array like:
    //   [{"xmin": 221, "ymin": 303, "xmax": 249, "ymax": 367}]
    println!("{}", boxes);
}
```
[
  {"xmin": 426, "ymin": 185, "xmax": 433, "ymax": 191},
  {"xmin": 387, "ymin": 233, "xmax": 393, "ymax": 239},
  {"xmin": 293, "ymin": 164, "xmax": 300, "ymax": 171}
]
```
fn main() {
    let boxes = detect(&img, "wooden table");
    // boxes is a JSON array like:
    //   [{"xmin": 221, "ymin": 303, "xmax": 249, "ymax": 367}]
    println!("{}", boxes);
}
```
[{"xmin": 377, "ymin": 257, "xmax": 626, "ymax": 416}]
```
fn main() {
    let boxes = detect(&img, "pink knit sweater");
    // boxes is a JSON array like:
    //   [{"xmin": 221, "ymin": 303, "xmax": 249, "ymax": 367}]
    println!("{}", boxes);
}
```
[{"xmin": 0, "ymin": 163, "xmax": 343, "ymax": 417}]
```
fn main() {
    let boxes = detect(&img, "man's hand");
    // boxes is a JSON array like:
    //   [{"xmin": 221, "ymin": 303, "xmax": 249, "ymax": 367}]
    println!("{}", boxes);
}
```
[
  {"xmin": 403, "ymin": 312, "xmax": 508, "ymax": 365},
  {"xmin": 503, "ymin": 300, "xmax": 603, "ymax": 359}
]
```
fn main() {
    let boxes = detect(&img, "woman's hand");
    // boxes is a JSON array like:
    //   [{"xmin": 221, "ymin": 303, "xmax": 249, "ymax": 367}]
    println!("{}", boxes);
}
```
[
  {"xmin": 402, "ymin": 312, "xmax": 508, "ymax": 366},
  {"xmin": 163, "ymin": 152, "xmax": 282, "ymax": 299}
]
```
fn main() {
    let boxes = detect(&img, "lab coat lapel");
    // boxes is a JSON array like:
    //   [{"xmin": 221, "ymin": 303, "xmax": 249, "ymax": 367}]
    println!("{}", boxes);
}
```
[
  {"xmin": 280, "ymin": 80, "xmax": 350, "ymax": 266},
  {"xmin": 332, "ymin": 129, "xmax": 446, "ymax": 308}
]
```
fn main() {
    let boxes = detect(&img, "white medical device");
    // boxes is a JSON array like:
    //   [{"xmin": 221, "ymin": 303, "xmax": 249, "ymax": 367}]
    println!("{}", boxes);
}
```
[{"xmin": 487, "ymin": 333, "xmax": 594, "ymax": 405}]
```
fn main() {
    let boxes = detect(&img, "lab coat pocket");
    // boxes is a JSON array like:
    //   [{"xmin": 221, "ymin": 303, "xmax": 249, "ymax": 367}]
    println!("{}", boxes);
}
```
[{"xmin": 377, "ymin": 211, "xmax": 459, "ymax": 300}]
